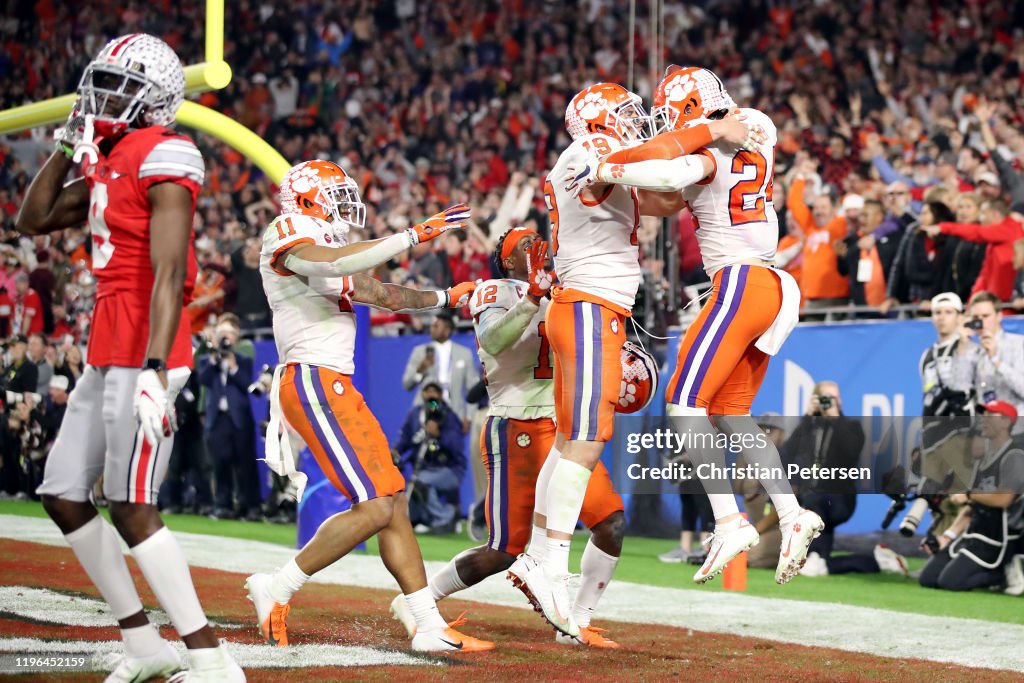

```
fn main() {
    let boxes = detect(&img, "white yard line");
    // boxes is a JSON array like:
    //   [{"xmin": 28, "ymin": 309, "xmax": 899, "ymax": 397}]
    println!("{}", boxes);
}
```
[{"xmin": 3, "ymin": 515, "xmax": 1022, "ymax": 672}]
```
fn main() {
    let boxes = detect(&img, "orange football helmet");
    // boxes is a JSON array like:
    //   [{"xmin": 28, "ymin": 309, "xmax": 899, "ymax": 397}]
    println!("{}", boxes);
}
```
[
  {"xmin": 565, "ymin": 83, "xmax": 651, "ymax": 144},
  {"xmin": 616, "ymin": 341, "xmax": 660, "ymax": 414},
  {"xmin": 279, "ymin": 160, "xmax": 365, "ymax": 241},
  {"xmin": 651, "ymin": 65, "xmax": 736, "ymax": 133}
]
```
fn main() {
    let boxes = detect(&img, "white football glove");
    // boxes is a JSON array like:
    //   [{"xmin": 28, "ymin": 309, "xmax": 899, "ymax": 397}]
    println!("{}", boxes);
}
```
[
  {"xmin": 562, "ymin": 145, "xmax": 603, "ymax": 199},
  {"xmin": 134, "ymin": 369, "xmax": 171, "ymax": 447}
]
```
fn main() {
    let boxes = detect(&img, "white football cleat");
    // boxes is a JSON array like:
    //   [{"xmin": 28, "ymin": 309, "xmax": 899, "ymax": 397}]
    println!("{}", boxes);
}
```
[
  {"xmin": 168, "ymin": 645, "xmax": 245, "ymax": 682},
  {"xmin": 245, "ymin": 573, "xmax": 290, "ymax": 646},
  {"xmin": 693, "ymin": 519, "xmax": 760, "ymax": 584},
  {"xmin": 776, "ymin": 508, "xmax": 825, "ymax": 584},
  {"xmin": 410, "ymin": 624, "xmax": 495, "ymax": 652},
  {"xmin": 873, "ymin": 544, "xmax": 909, "ymax": 577},
  {"xmin": 1004, "ymin": 554, "xmax": 1024, "ymax": 596},
  {"xmin": 103, "ymin": 640, "xmax": 182, "ymax": 683},
  {"xmin": 390, "ymin": 593, "xmax": 416, "ymax": 638},
  {"xmin": 506, "ymin": 554, "xmax": 578, "ymax": 637}
]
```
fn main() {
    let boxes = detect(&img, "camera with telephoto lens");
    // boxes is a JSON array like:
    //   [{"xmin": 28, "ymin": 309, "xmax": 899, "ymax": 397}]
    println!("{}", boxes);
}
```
[
  {"xmin": 425, "ymin": 398, "xmax": 445, "ymax": 423},
  {"xmin": 818, "ymin": 395, "xmax": 834, "ymax": 411},
  {"xmin": 248, "ymin": 364, "xmax": 273, "ymax": 397},
  {"xmin": 966, "ymin": 317, "xmax": 984, "ymax": 331}
]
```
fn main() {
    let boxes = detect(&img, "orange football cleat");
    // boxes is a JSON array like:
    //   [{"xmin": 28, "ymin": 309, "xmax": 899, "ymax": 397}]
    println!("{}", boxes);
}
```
[{"xmin": 556, "ymin": 625, "xmax": 621, "ymax": 649}]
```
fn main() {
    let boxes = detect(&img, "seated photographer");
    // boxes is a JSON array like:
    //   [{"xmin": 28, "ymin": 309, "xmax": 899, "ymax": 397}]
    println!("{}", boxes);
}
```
[
  {"xmin": 782, "ymin": 382, "xmax": 865, "ymax": 559},
  {"xmin": 393, "ymin": 381, "xmax": 467, "ymax": 534},
  {"xmin": 197, "ymin": 314, "xmax": 261, "ymax": 521},
  {"xmin": 952, "ymin": 291, "xmax": 1024, "ymax": 427},
  {"xmin": 920, "ymin": 401, "xmax": 1024, "ymax": 592}
]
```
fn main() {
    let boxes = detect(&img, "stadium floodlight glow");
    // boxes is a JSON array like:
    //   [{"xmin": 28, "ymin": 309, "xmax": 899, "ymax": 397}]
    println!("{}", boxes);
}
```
[{"xmin": 0, "ymin": 0, "xmax": 289, "ymax": 183}]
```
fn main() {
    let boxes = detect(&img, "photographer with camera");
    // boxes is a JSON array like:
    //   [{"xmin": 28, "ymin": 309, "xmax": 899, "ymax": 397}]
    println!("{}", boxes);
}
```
[
  {"xmin": 392, "ymin": 381, "xmax": 467, "ymax": 534},
  {"xmin": 197, "ymin": 313, "xmax": 261, "ymax": 521},
  {"xmin": 782, "ymin": 382, "xmax": 865, "ymax": 559},
  {"xmin": 920, "ymin": 401, "xmax": 1024, "ymax": 593},
  {"xmin": 952, "ymin": 291, "xmax": 1024, "ymax": 429}
]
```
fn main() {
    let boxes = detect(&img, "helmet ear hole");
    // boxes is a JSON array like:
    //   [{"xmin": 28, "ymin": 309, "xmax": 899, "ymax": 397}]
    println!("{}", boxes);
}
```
[{"xmin": 302, "ymin": 198, "xmax": 314, "ymax": 209}]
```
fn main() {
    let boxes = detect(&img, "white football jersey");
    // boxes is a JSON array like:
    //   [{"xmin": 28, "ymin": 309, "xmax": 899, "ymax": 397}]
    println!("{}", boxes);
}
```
[
  {"xmin": 681, "ymin": 108, "xmax": 779, "ymax": 276},
  {"xmin": 469, "ymin": 278, "xmax": 554, "ymax": 420},
  {"xmin": 547, "ymin": 133, "xmax": 641, "ymax": 312},
  {"xmin": 260, "ymin": 213, "xmax": 357, "ymax": 374}
]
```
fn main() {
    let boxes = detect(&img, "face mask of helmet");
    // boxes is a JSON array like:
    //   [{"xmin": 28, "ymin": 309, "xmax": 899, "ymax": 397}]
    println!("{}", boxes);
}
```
[
  {"xmin": 79, "ymin": 63, "xmax": 158, "ymax": 135},
  {"xmin": 611, "ymin": 99, "xmax": 653, "ymax": 144},
  {"xmin": 321, "ymin": 178, "xmax": 366, "ymax": 243}
]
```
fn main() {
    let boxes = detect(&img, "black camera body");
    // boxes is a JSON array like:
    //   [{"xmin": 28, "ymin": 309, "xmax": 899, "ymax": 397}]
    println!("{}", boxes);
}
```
[
  {"xmin": 818, "ymin": 395, "xmax": 834, "ymax": 411},
  {"xmin": 966, "ymin": 317, "xmax": 984, "ymax": 331},
  {"xmin": 424, "ymin": 398, "xmax": 445, "ymax": 423}
]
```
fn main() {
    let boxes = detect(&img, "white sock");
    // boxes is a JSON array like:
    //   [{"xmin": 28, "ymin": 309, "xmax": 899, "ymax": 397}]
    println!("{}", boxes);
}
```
[
  {"xmin": 130, "ymin": 527, "xmax": 208, "ymax": 637},
  {"xmin": 771, "ymin": 494, "xmax": 801, "ymax": 526},
  {"xmin": 121, "ymin": 623, "xmax": 165, "ymax": 659},
  {"xmin": 533, "ymin": 445, "xmax": 561, "ymax": 518},
  {"xmin": 188, "ymin": 644, "xmax": 230, "ymax": 671},
  {"xmin": 544, "ymin": 537, "xmax": 572, "ymax": 576},
  {"xmin": 404, "ymin": 586, "xmax": 447, "ymax": 633},
  {"xmin": 573, "ymin": 539, "xmax": 618, "ymax": 628},
  {"xmin": 708, "ymin": 494, "xmax": 741, "ymax": 520},
  {"xmin": 64, "ymin": 516, "xmax": 144, "ymax": 620},
  {"xmin": 268, "ymin": 558, "xmax": 310, "ymax": 604},
  {"xmin": 428, "ymin": 560, "xmax": 468, "ymax": 601},
  {"xmin": 525, "ymin": 526, "xmax": 548, "ymax": 562}
]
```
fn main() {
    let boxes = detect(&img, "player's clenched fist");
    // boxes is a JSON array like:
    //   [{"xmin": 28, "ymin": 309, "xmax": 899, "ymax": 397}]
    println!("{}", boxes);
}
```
[
  {"xmin": 445, "ymin": 281, "xmax": 476, "ymax": 308},
  {"xmin": 134, "ymin": 369, "xmax": 171, "ymax": 447},
  {"xmin": 406, "ymin": 203, "xmax": 471, "ymax": 245},
  {"xmin": 525, "ymin": 240, "xmax": 554, "ymax": 301}
]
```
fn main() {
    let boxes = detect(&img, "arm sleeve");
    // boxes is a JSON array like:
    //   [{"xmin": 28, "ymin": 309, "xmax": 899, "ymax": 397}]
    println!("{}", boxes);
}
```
[
  {"xmin": 281, "ymin": 231, "xmax": 415, "ymax": 277},
  {"xmin": 998, "ymin": 450, "xmax": 1024, "ymax": 495},
  {"xmin": 938, "ymin": 221, "xmax": 1011, "ymax": 243},
  {"xmin": 402, "ymin": 348, "xmax": 424, "ymax": 391},
  {"xmin": 227, "ymin": 355, "xmax": 253, "ymax": 390},
  {"xmin": 596, "ymin": 155, "xmax": 709, "ymax": 192},
  {"xmin": 605, "ymin": 124, "xmax": 714, "ymax": 163},
  {"xmin": 991, "ymin": 152, "xmax": 1024, "ymax": 204},
  {"xmin": 995, "ymin": 335, "xmax": 1024, "ymax": 399},
  {"xmin": 949, "ymin": 346, "xmax": 977, "ymax": 391},
  {"xmin": 470, "ymin": 281, "xmax": 538, "ymax": 356}
]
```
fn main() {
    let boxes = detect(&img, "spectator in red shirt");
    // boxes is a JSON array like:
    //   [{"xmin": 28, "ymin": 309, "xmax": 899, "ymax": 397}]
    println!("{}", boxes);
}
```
[
  {"xmin": 924, "ymin": 198, "xmax": 1023, "ymax": 302},
  {"xmin": 11, "ymin": 274, "xmax": 43, "ymax": 336}
]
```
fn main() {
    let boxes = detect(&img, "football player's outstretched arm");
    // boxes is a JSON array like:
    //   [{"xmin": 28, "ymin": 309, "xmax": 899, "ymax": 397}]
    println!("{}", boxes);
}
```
[
  {"xmin": 349, "ymin": 274, "xmax": 476, "ymax": 311},
  {"xmin": 280, "ymin": 204, "xmax": 470, "ymax": 277},
  {"xmin": 565, "ymin": 152, "xmax": 714, "ymax": 197},
  {"xmin": 15, "ymin": 153, "xmax": 89, "ymax": 235},
  {"xmin": 144, "ymin": 182, "xmax": 193, "ymax": 372}
]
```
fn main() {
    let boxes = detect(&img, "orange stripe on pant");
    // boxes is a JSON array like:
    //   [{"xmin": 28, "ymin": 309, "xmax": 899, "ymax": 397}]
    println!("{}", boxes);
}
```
[
  {"xmin": 547, "ymin": 289, "xmax": 627, "ymax": 442},
  {"xmin": 666, "ymin": 265, "xmax": 782, "ymax": 415},
  {"xmin": 279, "ymin": 364, "xmax": 405, "ymax": 504},
  {"xmin": 479, "ymin": 416, "xmax": 624, "ymax": 555}
]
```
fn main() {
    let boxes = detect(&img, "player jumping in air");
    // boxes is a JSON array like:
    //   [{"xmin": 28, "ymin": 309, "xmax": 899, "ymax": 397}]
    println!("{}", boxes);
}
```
[
  {"xmin": 18, "ymin": 34, "xmax": 244, "ymax": 681},
  {"xmin": 244, "ymin": 160, "xmax": 493, "ymax": 653},
  {"xmin": 564, "ymin": 66, "xmax": 824, "ymax": 585},
  {"xmin": 507, "ymin": 82, "xmax": 761, "ymax": 637}
]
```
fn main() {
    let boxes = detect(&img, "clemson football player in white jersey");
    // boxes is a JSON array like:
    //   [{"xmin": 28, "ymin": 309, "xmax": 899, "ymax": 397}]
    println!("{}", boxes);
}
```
[
  {"xmin": 507, "ymin": 82, "xmax": 761, "ymax": 637},
  {"xmin": 565, "ymin": 66, "xmax": 824, "ymax": 586},
  {"xmin": 244, "ymin": 160, "xmax": 492, "ymax": 653},
  {"xmin": 390, "ymin": 226, "xmax": 627, "ymax": 648}
]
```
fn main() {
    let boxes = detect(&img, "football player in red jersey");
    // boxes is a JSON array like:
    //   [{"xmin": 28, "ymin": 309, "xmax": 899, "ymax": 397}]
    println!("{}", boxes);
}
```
[{"xmin": 17, "ymin": 34, "xmax": 244, "ymax": 682}]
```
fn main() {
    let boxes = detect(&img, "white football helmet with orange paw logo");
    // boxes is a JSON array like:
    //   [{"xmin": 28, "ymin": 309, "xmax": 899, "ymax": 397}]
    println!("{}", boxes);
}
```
[
  {"xmin": 564, "ymin": 83, "xmax": 651, "ymax": 145},
  {"xmin": 279, "ymin": 160, "xmax": 366, "ymax": 243},
  {"xmin": 651, "ymin": 65, "xmax": 737, "ymax": 133}
]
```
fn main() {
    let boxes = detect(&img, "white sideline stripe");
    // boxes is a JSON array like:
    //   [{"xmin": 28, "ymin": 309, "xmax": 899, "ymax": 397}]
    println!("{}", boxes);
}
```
[
  {"xmin": 0, "ymin": 637, "xmax": 427, "ymax": 671},
  {"xmin": 2, "ymin": 515, "xmax": 1022, "ymax": 672},
  {"xmin": 0, "ymin": 586, "xmax": 242, "ymax": 630}
]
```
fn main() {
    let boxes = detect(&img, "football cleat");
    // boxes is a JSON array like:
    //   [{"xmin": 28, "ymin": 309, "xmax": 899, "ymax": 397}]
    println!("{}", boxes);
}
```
[
  {"xmin": 775, "ymin": 509, "xmax": 825, "ymax": 584},
  {"xmin": 411, "ymin": 620, "xmax": 495, "ymax": 653},
  {"xmin": 555, "ymin": 625, "xmax": 620, "ymax": 649},
  {"xmin": 168, "ymin": 645, "xmax": 245, "ymax": 683},
  {"xmin": 873, "ymin": 544, "xmax": 909, "ymax": 577},
  {"xmin": 103, "ymin": 640, "xmax": 182, "ymax": 683},
  {"xmin": 507, "ymin": 554, "xmax": 579, "ymax": 637},
  {"xmin": 245, "ymin": 573, "xmax": 290, "ymax": 647},
  {"xmin": 390, "ymin": 594, "xmax": 416, "ymax": 638},
  {"xmin": 693, "ymin": 519, "xmax": 760, "ymax": 584}
]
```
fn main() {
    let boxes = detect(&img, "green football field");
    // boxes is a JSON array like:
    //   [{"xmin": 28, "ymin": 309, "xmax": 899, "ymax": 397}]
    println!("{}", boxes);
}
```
[{"xmin": 2, "ymin": 499, "xmax": 1019, "ymax": 626}]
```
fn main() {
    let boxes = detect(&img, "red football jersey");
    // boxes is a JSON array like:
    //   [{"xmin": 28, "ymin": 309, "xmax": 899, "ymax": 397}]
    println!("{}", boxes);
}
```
[{"xmin": 81, "ymin": 126, "xmax": 204, "ymax": 369}]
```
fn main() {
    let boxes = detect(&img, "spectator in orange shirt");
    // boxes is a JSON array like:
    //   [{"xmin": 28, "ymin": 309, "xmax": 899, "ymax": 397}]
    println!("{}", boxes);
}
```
[
  {"xmin": 188, "ymin": 264, "xmax": 227, "ymax": 334},
  {"xmin": 787, "ymin": 161, "xmax": 850, "ymax": 316}
]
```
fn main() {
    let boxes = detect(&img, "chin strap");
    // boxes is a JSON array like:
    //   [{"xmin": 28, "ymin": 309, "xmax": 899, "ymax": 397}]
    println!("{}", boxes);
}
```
[{"xmin": 71, "ymin": 115, "xmax": 99, "ymax": 165}]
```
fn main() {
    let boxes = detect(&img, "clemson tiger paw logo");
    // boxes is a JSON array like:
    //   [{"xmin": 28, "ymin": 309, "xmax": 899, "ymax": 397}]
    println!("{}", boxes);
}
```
[
  {"xmin": 332, "ymin": 380, "xmax": 345, "ymax": 396},
  {"xmin": 609, "ymin": 164, "xmax": 625, "ymax": 179},
  {"xmin": 576, "ymin": 91, "xmax": 606, "ymax": 120},
  {"xmin": 516, "ymin": 433, "xmax": 531, "ymax": 447},
  {"xmin": 610, "ymin": 319, "xmax": 619, "ymax": 334},
  {"xmin": 664, "ymin": 73, "xmax": 697, "ymax": 102},
  {"xmin": 618, "ymin": 381, "xmax": 637, "ymax": 407}
]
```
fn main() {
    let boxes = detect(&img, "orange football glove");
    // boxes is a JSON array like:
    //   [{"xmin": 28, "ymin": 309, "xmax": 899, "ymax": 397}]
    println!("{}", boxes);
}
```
[
  {"xmin": 445, "ymin": 281, "xmax": 476, "ymax": 308},
  {"xmin": 525, "ymin": 240, "xmax": 554, "ymax": 301},
  {"xmin": 407, "ymin": 204, "xmax": 471, "ymax": 245}
]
